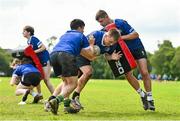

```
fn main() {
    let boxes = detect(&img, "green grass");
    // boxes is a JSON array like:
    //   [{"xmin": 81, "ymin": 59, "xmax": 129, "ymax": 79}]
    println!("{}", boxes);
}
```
[{"xmin": 0, "ymin": 77, "xmax": 180, "ymax": 120}]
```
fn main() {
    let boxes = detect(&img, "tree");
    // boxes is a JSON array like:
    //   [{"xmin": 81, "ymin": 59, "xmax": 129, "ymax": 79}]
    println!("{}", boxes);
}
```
[
  {"xmin": 170, "ymin": 47, "xmax": 180, "ymax": 80},
  {"xmin": 150, "ymin": 40, "xmax": 175, "ymax": 76},
  {"xmin": 0, "ymin": 48, "xmax": 12, "ymax": 76}
]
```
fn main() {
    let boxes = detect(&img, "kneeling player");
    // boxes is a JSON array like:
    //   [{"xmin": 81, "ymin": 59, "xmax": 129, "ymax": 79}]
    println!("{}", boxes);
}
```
[{"xmin": 10, "ymin": 57, "xmax": 41, "ymax": 105}]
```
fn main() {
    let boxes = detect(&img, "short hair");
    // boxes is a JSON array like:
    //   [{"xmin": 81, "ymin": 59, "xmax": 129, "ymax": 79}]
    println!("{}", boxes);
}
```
[
  {"xmin": 21, "ymin": 57, "xmax": 33, "ymax": 64},
  {"xmin": 108, "ymin": 29, "xmax": 121, "ymax": 42},
  {"xmin": 70, "ymin": 19, "xmax": 85, "ymax": 30},
  {"xmin": 95, "ymin": 10, "xmax": 108, "ymax": 21},
  {"xmin": 23, "ymin": 26, "xmax": 34, "ymax": 36}
]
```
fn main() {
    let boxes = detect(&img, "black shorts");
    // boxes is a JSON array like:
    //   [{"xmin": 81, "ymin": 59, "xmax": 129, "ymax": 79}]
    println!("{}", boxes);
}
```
[
  {"xmin": 130, "ymin": 48, "xmax": 147, "ymax": 60},
  {"xmin": 50, "ymin": 51, "xmax": 78, "ymax": 77},
  {"xmin": 76, "ymin": 55, "xmax": 91, "ymax": 68},
  {"xmin": 21, "ymin": 72, "xmax": 41, "ymax": 87}
]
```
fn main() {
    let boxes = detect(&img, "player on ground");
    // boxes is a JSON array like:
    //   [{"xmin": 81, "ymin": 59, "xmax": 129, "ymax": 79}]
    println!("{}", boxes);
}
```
[{"xmin": 10, "ymin": 57, "xmax": 41, "ymax": 105}]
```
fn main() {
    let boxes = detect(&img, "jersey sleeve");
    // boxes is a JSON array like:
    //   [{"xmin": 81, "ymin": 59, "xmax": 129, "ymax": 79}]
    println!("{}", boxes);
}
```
[
  {"xmin": 81, "ymin": 34, "xmax": 89, "ymax": 48},
  {"xmin": 30, "ymin": 37, "xmax": 42, "ymax": 49},
  {"xmin": 12, "ymin": 66, "xmax": 22, "ymax": 77},
  {"xmin": 115, "ymin": 19, "xmax": 136, "ymax": 34}
]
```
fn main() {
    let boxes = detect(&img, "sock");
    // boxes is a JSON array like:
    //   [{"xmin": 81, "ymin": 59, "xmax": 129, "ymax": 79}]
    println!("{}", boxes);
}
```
[
  {"xmin": 147, "ymin": 91, "xmax": 153, "ymax": 101},
  {"xmin": 63, "ymin": 99, "xmax": 71, "ymax": 107},
  {"xmin": 137, "ymin": 88, "xmax": 145, "ymax": 97},
  {"xmin": 72, "ymin": 91, "xmax": 80, "ymax": 100},
  {"xmin": 38, "ymin": 93, "xmax": 43, "ymax": 96},
  {"xmin": 56, "ymin": 95, "xmax": 64, "ymax": 103},
  {"xmin": 22, "ymin": 90, "xmax": 30, "ymax": 102},
  {"xmin": 30, "ymin": 91, "xmax": 38, "ymax": 97},
  {"xmin": 48, "ymin": 95, "xmax": 56, "ymax": 101}
]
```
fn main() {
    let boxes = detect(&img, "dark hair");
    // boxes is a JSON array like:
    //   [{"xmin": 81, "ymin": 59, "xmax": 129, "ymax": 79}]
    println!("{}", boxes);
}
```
[
  {"xmin": 21, "ymin": 57, "xmax": 33, "ymax": 64},
  {"xmin": 108, "ymin": 29, "xmax": 121, "ymax": 42},
  {"xmin": 95, "ymin": 10, "xmax": 108, "ymax": 21},
  {"xmin": 70, "ymin": 19, "xmax": 85, "ymax": 30},
  {"xmin": 23, "ymin": 25, "xmax": 34, "ymax": 36}
]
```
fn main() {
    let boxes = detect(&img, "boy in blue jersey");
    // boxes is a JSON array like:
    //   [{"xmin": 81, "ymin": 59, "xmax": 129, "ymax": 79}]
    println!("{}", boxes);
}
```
[
  {"xmin": 10, "ymin": 57, "xmax": 41, "ymax": 105},
  {"xmin": 71, "ymin": 30, "xmax": 122, "ymax": 111},
  {"xmin": 95, "ymin": 10, "xmax": 155, "ymax": 111},
  {"xmin": 23, "ymin": 26, "xmax": 55, "ymax": 102}
]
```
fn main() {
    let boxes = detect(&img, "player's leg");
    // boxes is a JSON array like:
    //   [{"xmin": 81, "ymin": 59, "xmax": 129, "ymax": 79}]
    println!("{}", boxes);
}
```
[
  {"xmin": 72, "ymin": 65, "xmax": 92, "ymax": 109},
  {"xmin": 16, "ymin": 82, "xmax": 32, "ymax": 105},
  {"xmin": 136, "ymin": 58, "xmax": 155, "ymax": 111},
  {"xmin": 71, "ymin": 55, "xmax": 92, "ymax": 110},
  {"xmin": 43, "ymin": 61, "xmax": 55, "ymax": 94},
  {"xmin": 48, "ymin": 52, "xmax": 78, "ymax": 115},
  {"xmin": 125, "ymin": 71, "xmax": 148, "ymax": 110}
]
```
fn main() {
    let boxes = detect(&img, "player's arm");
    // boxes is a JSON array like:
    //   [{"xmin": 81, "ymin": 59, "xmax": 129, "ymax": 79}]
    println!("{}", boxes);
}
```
[
  {"xmin": 105, "ymin": 50, "xmax": 122, "ymax": 61},
  {"xmin": 80, "ymin": 47, "xmax": 97, "ymax": 61},
  {"xmin": 10, "ymin": 75, "xmax": 19, "ymax": 86},
  {"xmin": 121, "ymin": 31, "xmax": 139, "ymax": 40},
  {"xmin": 34, "ymin": 43, "xmax": 46, "ymax": 53}
]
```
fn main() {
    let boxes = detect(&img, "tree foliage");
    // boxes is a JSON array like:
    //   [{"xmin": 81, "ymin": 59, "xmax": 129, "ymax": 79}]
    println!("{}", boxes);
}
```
[
  {"xmin": 0, "ymin": 48, "xmax": 12, "ymax": 76},
  {"xmin": 150, "ymin": 40, "xmax": 175, "ymax": 77}
]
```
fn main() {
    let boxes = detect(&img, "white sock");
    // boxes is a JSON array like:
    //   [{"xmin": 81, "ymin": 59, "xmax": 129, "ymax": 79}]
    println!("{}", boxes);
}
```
[
  {"xmin": 136, "ymin": 88, "xmax": 145, "ymax": 97},
  {"xmin": 147, "ymin": 91, "xmax": 153, "ymax": 101},
  {"xmin": 38, "ymin": 93, "xmax": 43, "ymax": 96},
  {"xmin": 30, "ymin": 91, "xmax": 38, "ymax": 97}
]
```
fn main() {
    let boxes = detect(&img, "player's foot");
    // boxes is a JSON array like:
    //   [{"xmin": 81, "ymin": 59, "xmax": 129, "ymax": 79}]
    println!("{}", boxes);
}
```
[
  {"xmin": 64, "ymin": 106, "xmax": 79, "ymax": 114},
  {"xmin": 22, "ymin": 89, "xmax": 30, "ymax": 102},
  {"xmin": 49, "ymin": 98, "xmax": 59, "ymax": 115},
  {"xmin": 18, "ymin": 101, "xmax": 26, "ymax": 105},
  {"xmin": 148, "ymin": 100, "xmax": 155, "ymax": 111},
  {"xmin": 141, "ymin": 93, "xmax": 148, "ymax": 110},
  {"xmin": 44, "ymin": 100, "xmax": 51, "ymax": 112},
  {"xmin": 71, "ymin": 96, "xmax": 84, "ymax": 111},
  {"xmin": 32, "ymin": 94, "xmax": 43, "ymax": 103}
]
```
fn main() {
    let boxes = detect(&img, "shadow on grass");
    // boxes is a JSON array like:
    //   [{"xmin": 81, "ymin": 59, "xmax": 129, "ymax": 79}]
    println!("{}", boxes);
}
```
[{"xmin": 79, "ymin": 110, "xmax": 180, "ymax": 120}]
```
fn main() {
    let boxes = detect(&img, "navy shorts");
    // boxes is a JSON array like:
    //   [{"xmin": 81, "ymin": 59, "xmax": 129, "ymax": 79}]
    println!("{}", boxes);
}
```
[
  {"xmin": 21, "ymin": 72, "xmax": 41, "ymax": 87},
  {"xmin": 76, "ymin": 55, "xmax": 91, "ymax": 68},
  {"xmin": 130, "ymin": 48, "xmax": 147, "ymax": 60},
  {"xmin": 50, "ymin": 51, "xmax": 78, "ymax": 77}
]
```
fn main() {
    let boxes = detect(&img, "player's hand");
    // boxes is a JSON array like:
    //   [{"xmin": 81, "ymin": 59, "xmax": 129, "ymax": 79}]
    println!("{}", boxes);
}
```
[{"xmin": 111, "ymin": 50, "xmax": 122, "ymax": 60}]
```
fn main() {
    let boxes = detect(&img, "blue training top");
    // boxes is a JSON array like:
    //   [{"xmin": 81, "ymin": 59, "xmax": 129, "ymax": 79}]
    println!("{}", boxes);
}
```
[
  {"xmin": 12, "ymin": 64, "xmax": 40, "ymax": 77},
  {"xmin": 27, "ymin": 36, "xmax": 50, "ymax": 64},
  {"xmin": 87, "ymin": 31, "xmax": 116, "ymax": 54},
  {"xmin": 52, "ymin": 30, "xmax": 89, "ymax": 56}
]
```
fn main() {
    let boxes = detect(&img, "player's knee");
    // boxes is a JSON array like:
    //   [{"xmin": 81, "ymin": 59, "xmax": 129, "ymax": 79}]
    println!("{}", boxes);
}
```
[
  {"xmin": 141, "ymin": 71, "xmax": 149, "ymax": 78},
  {"xmin": 15, "ymin": 90, "xmax": 19, "ymax": 96},
  {"xmin": 85, "ymin": 68, "xmax": 93, "ymax": 77}
]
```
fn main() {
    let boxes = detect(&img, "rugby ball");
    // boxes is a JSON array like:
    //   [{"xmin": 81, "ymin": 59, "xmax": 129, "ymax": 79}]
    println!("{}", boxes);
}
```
[{"xmin": 93, "ymin": 45, "xmax": 100, "ymax": 56}]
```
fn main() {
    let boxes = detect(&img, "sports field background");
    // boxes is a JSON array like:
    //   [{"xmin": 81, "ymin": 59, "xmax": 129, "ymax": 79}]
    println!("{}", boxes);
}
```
[{"xmin": 0, "ymin": 77, "xmax": 180, "ymax": 120}]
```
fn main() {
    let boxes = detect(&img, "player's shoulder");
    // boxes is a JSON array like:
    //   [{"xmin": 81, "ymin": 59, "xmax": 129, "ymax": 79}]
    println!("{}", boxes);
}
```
[
  {"xmin": 31, "ymin": 36, "xmax": 40, "ymax": 42},
  {"xmin": 114, "ymin": 19, "xmax": 128, "ymax": 26},
  {"xmin": 92, "ymin": 30, "xmax": 104, "ymax": 36}
]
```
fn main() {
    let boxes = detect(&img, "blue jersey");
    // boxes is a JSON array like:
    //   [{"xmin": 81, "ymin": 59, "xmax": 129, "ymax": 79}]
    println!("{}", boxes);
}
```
[
  {"xmin": 87, "ymin": 31, "xmax": 116, "ymax": 54},
  {"xmin": 12, "ymin": 64, "xmax": 40, "ymax": 77},
  {"xmin": 114, "ymin": 19, "xmax": 145, "ymax": 50},
  {"xmin": 27, "ymin": 36, "xmax": 50, "ymax": 65},
  {"xmin": 52, "ymin": 30, "xmax": 89, "ymax": 56}
]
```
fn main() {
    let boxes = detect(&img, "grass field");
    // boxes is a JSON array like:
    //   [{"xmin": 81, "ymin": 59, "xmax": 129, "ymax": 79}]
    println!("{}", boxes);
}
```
[{"xmin": 0, "ymin": 77, "xmax": 180, "ymax": 120}]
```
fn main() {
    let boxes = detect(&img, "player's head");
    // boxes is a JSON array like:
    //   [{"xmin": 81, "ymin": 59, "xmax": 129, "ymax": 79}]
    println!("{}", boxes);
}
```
[
  {"xmin": 21, "ymin": 57, "xmax": 33, "ymax": 64},
  {"xmin": 23, "ymin": 26, "xmax": 34, "ymax": 38},
  {"xmin": 95, "ymin": 10, "xmax": 111, "ymax": 27},
  {"xmin": 70, "ymin": 19, "xmax": 85, "ymax": 33},
  {"xmin": 103, "ymin": 28, "xmax": 120, "ymax": 46}
]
